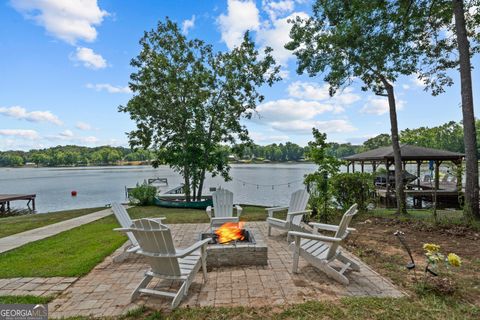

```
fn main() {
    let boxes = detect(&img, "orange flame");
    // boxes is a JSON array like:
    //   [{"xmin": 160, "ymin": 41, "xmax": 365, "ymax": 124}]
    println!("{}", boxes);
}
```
[{"xmin": 215, "ymin": 222, "xmax": 245, "ymax": 244}]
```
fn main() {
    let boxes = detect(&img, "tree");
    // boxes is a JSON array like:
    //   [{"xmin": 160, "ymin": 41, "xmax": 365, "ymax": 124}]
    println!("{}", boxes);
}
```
[
  {"xmin": 413, "ymin": 0, "xmax": 480, "ymax": 220},
  {"xmin": 286, "ymin": 1, "xmax": 432, "ymax": 214},
  {"xmin": 304, "ymin": 129, "xmax": 342, "ymax": 222},
  {"xmin": 120, "ymin": 19, "xmax": 279, "ymax": 201},
  {"xmin": 452, "ymin": 0, "xmax": 479, "ymax": 219},
  {"xmin": 363, "ymin": 134, "xmax": 392, "ymax": 151}
]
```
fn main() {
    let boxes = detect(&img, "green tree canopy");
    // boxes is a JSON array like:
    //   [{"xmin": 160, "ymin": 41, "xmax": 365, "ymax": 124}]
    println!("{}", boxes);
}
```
[{"xmin": 120, "ymin": 18, "xmax": 280, "ymax": 201}]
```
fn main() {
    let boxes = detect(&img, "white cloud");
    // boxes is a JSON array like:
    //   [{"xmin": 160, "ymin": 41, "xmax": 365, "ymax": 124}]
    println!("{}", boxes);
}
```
[
  {"xmin": 0, "ymin": 106, "xmax": 63, "ymax": 125},
  {"xmin": 287, "ymin": 81, "xmax": 360, "ymax": 110},
  {"xmin": 250, "ymin": 131, "xmax": 290, "ymax": 144},
  {"xmin": 46, "ymin": 130, "xmax": 99, "ymax": 145},
  {"xmin": 360, "ymin": 97, "xmax": 405, "ymax": 115},
  {"xmin": 255, "ymin": 99, "xmax": 338, "ymax": 121},
  {"xmin": 75, "ymin": 121, "xmax": 93, "ymax": 131},
  {"xmin": 72, "ymin": 47, "xmax": 107, "ymax": 69},
  {"xmin": 86, "ymin": 83, "xmax": 131, "ymax": 93},
  {"xmin": 251, "ymin": 98, "xmax": 355, "ymax": 135},
  {"xmin": 288, "ymin": 81, "xmax": 330, "ymax": 100},
  {"xmin": 269, "ymin": 119, "xmax": 356, "ymax": 134},
  {"xmin": 11, "ymin": 0, "xmax": 108, "ymax": 44},
  {"xmin": 256, "ymin": 12, "xmax": 308, "ymax": 66},
  {"xmin": 59, "ymin": 129, "xmax": 74, "ymax": 138},
  {"xmin": 79, "ymin": 136, "xmax": 99, "ymax": 144},
  {"xmin": 402, "ymin": 84, "xmax": 410, "ymax": 90},
  {"xmin": 0, "ymin": 129, "xmax": 39, "ymax": 140},
  {"xmin": 182, "ymin": 15, "xmax": 196, "ymax": 35},
  {"xmin": 217, "ymin": 0, "xmax": 260, "ymax": 50},
  {"xmin": 262, "ymin": 0, "xmax": 295, "ymax": 20}
]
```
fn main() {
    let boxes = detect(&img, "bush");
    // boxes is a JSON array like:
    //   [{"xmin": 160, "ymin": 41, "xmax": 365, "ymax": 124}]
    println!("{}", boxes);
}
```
[
  {"xmin": 304, "ymin": 172, "xmax": 337, "ymax": 223},
  {"xmin": 330, "ymin": 172, "xmax": 374, "ymax": 212},
  {"xmin": 129, "ymin": 182, "xmax": 157, "ymax": 206}
]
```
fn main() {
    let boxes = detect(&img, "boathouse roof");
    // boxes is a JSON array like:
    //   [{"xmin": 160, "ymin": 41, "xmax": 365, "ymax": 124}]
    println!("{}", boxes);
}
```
[{"xmin": 342, "ymin": 144, "xmax": 464, "ymax": 162}]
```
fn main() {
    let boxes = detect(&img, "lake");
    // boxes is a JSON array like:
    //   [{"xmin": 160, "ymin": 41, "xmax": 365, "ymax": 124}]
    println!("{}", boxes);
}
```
[{"xmin": 0, "ymin": 164, "xmax": 317, "ymax": 213}]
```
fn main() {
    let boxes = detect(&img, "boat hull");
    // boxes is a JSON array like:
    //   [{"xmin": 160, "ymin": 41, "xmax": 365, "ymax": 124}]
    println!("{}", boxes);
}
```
[{"xmin": 154, "ymin": 197, "xmax": 213, "ymax": 209}]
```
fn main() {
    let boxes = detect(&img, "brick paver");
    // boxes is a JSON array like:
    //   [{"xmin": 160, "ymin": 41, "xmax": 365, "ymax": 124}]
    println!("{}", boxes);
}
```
[
  {"xmin": 49, "ymin": 222, "xmax": 404, "ymax": 318},
  {"xmin": 0, "ymin": 277, "xmax": 77, "ymax": 297}
]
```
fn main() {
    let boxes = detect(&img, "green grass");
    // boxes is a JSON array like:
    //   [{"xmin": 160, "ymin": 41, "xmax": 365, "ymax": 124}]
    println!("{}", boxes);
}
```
[
  {"xmin": 61, "ymin": 296, "xmax": 480, "ymax": 319},
  {"xmin": 0, "ymin": 207, "xmax": 103, "ymax": 238},
  {"xmin": 0, "ymin": 205, "xmax": 267, "ymax": 278},
  {"xmin": 0, "ymin": 215, "xmax": 125, "ymax": 278},
  {"xmin": 0, "ymin": 295, "xmax": 53, "ymax": 304},
  {"xmin": 128, "ymin": 205, "xmax": 268, "ymax": 223}
]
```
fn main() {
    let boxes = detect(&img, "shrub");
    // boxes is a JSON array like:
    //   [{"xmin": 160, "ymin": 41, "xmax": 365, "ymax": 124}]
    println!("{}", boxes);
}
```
[
  {"xmin": 304, "ymin": 172, "xmax": 337, "ymax": 223},
  {"xmin": 330, "ymin": 172, "xmax": 374, "ymax": 212},
  {"xmin": 129, "ymin": 182, "xmax": 157, "ymax": 206}
]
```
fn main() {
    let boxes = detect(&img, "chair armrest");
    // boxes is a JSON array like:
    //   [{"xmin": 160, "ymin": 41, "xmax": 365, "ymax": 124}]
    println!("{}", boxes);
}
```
[
  {"xmin": 176, "ymin": 238, "xmax": 212, "ymax": 257},
  {"xmin": 288, "ymin": 231, "xmax": 342, "ymax": 243},
  {"xmin": 265, "ymin": 206, "xmax": 289, "ymax": 217},
  {"xmin": 309, "ymin": 222, "xmax": 356, "ymax": 233},
  {"xmin": 234, "ymin": 205, "xmax": 243, "ymax": 217},
  {"xmin": 206, "ymin": 206, "xmax": 213, "ymax": 218},
  {"xmin": 287, "ymin": 210, "xmax": 312, "ymax": 217}
]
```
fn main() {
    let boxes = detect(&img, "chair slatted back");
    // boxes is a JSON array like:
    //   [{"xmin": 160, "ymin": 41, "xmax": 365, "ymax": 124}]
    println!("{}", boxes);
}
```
[
  {"xmin": 112, "ymin": 202, "xmax": 138, "ymax": 247},
  {"xmin": 326, "ymin": 204, "xmax": 358, "ymax": 260},
  {"xmin": 130, "ymin": 219, "xmax": 181, "ymax": 276},
  {"xmin": 212, "ymin": 189, "xmax": 234, "ymax": 218},
  {"xmin": 287, "ymin": 189, "xmax": 310, "ymax": 226}
]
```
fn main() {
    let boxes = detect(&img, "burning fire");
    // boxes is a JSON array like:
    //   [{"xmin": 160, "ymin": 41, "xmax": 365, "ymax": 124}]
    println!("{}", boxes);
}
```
[{"xmin": 215, "ymin": 222, "xmax": 245, "ymax": 244}]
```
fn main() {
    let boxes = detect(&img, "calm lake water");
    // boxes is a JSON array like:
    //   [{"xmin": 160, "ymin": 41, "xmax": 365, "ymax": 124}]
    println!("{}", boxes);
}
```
[{"xmin": 0, "ymin": 164, "xmax": 317, "ymax": 213}]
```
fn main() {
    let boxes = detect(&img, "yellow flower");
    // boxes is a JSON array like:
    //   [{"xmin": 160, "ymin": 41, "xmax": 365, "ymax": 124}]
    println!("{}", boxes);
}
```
[
  {"xmin": 423, "ymin": 243, "xmax": 440, "ymax": 252},
  {"xmin": 447, "ymin": 253, "xmax": 462, "ymax": 267}
]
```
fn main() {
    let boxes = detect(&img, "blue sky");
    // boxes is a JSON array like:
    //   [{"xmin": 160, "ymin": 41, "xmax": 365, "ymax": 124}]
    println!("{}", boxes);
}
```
[{"xmin": 0, "ymin": 0, "xmax": 478, "ymax": 151}]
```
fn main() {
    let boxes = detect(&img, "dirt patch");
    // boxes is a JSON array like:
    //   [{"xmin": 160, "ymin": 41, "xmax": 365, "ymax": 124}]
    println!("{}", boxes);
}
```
[{"xmin": 345, "ymin": 216, "xmax": 480, "ymax": 305}]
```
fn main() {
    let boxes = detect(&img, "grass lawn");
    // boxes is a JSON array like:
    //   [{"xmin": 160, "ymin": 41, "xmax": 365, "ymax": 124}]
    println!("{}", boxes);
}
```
[
  {"xmin": 60, "ymin": 296, "xmax": 479, "ymax": 319},
  {"xmin": 0, "ymin": 205, "xmax": 268, "ymax": 278},
  {"xmin": 0, "ymin": 207, "xmax": 103, "ymax": 238},
  {"xmin": 0, "ymin": 295, "xmax": 53, "ymax": 304}
]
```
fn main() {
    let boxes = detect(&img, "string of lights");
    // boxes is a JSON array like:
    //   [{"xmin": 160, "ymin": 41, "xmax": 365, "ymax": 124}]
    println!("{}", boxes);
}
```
[{"xmin": 231, "ymin": 178, "xmax": 304, "ymax": 189}]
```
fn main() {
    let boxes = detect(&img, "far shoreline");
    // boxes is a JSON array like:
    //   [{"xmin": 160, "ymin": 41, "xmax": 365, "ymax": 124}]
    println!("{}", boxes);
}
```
[{"xmin": 0, "ymin": 160, "xmax": 315, "ymax": 169}]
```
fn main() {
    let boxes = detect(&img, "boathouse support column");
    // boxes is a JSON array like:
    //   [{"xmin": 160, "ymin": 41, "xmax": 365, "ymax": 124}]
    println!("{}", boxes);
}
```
[
  {"xmin": 372, "ymin": 161, "xmax": 377, "ymax": 173},
  {"xmin": 361, "ymin": 161, "xmax": 364, "ymax": 173},
  {"xmin": 385, "ymin": 161, "xmax": 391, "ymax": 208}
]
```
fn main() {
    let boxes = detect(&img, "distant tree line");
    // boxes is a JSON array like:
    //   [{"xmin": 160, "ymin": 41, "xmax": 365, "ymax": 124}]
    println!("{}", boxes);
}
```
[
  {"xmin": 0, "ymin": 145, "xmax": 153, "ymax": 167},
  {"xmin": 0, "ymin": 120, "xmax": 477, "ymax": 167}
]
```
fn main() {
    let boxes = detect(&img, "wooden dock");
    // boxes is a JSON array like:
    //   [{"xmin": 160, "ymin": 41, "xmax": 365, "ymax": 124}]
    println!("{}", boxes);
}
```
[
  {"xmin": 376, "ymin": 188, "xmax": 460, "ymax": 208},
  {"xmin": 0, "ymin": 194, "xmax": 36, "ymax": 213}
]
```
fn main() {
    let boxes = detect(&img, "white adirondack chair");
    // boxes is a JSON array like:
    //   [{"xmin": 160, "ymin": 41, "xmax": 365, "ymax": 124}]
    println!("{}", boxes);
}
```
[
  {"xmin": 115, "ymin": 218, "xmax": 211, "ymax": 309},
  {"xmin": 206, "ymin": 189, "xmax": 242, "ymax": 229},
  {"xmin": 288, "ymin": 204, "xmax": 359, "ymax": 285},
  {"xmin": 111, "ymin": 202, "xmax": 165, "ymax": 262},
  {"xmin": 266, "ymin": 189, "xmax": 311, "ymax": 241}
]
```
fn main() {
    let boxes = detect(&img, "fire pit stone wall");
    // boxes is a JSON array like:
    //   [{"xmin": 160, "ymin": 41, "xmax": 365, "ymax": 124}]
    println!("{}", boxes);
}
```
[{"xmin": 202, "ymin": 227, "xmax": 268, "ymax": 268}]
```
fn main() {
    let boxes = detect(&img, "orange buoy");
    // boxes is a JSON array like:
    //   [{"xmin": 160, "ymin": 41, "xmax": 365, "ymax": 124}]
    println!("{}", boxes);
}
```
[{"xmin": 71, "ymin": 191, "xmax": 77, "ymax": 197}]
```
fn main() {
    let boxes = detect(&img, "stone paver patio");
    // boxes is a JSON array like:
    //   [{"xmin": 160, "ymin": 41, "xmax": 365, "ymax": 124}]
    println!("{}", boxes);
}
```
[
  {"xmin": 49, "ymin": 222, "xmax": 404, "ymax": 318},
  {"xmin": 0, "ymin": 277, "xmax": 77, "ymax": 297}
]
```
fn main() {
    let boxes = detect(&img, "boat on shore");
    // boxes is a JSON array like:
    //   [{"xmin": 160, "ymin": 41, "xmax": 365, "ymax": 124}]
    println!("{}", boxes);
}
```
[{"xmin": 154, "ymin": 185, "xmax": 214, "ymax": 209}]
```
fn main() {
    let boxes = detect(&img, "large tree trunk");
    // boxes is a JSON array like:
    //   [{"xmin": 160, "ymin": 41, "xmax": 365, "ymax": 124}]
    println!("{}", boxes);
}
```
[
  {"xmin": 383, "ymin": 80, "xmax": 407, "ymax": 214},
  {"xmin": 453, "ymin": 0, "xmax": 479, "ymax": 220},
  {"xmin": 197, "ymin": 169, "xmax": 206, "ymax": 200},
  {"xmin": 184, "ymin": 168, "xmax": 191, "ymax": 202}
]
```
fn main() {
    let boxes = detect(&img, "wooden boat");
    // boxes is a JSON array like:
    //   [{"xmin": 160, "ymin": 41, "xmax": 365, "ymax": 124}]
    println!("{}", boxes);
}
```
[
  {"xmin": 154, "ymin": 197, "xmax": 213, "ymax": 209},
  {"xmin": 154, "ymin": 185, "xmax": 214, "ymax": 209}
]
